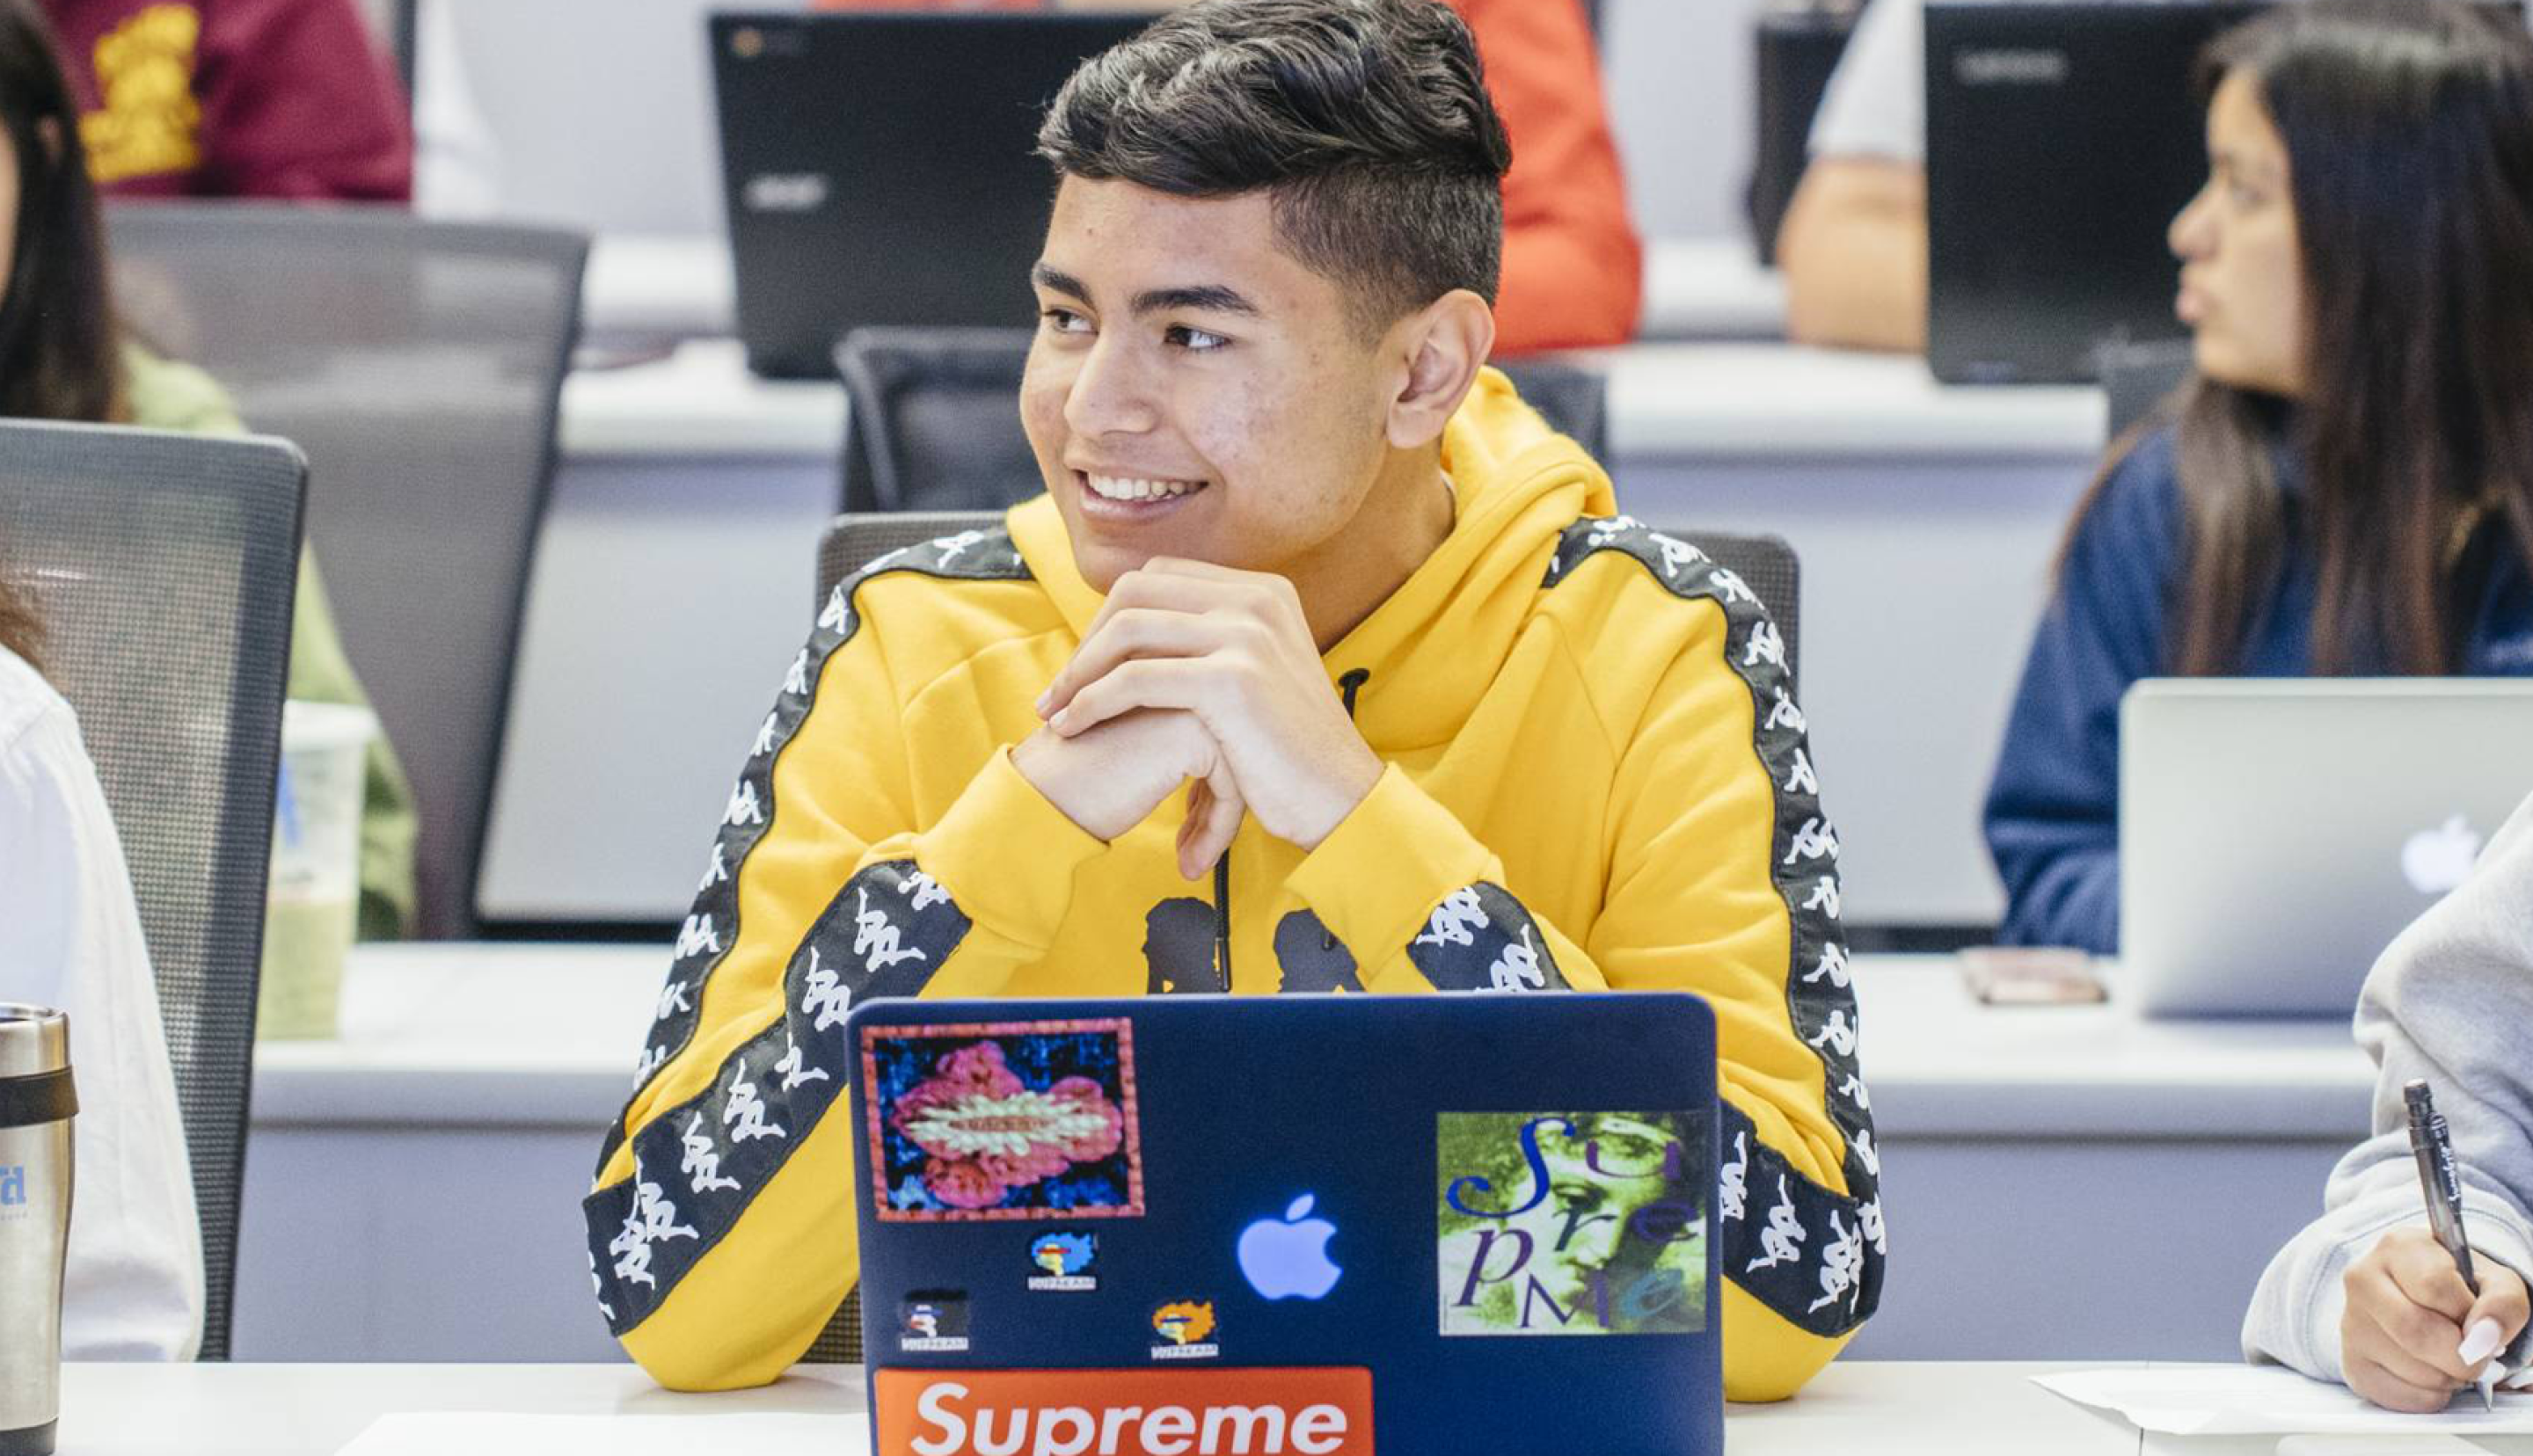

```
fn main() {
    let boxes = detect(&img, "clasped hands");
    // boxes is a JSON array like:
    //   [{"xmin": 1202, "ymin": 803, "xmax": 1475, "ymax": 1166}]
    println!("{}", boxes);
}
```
[{"xmin": 1011, "ymin": 559, "xmax": 1383, "ymax": 879}]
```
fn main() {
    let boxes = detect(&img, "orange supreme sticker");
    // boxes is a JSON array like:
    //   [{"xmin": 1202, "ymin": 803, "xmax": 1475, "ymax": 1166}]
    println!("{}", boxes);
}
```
[{"xmin": 874, "ymin": 1366, "xmax": 1375, "ymax": 1456}]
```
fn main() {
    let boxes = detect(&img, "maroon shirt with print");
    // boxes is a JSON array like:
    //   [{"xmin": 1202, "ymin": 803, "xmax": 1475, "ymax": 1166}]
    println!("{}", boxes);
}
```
[{"xmin": 42, "ymin": 0, "xmax": 412, "ymax": 201}]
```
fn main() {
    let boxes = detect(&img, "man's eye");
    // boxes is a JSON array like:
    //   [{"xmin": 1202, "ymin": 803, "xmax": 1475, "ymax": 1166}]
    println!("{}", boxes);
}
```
[
  {"xmin": 1167, "ymin": 324, "xmax": 1230, "ymax": 353},
  {"xmin": 1040, "ymin": 308, "xmax": 1091, "ymax": 335}
]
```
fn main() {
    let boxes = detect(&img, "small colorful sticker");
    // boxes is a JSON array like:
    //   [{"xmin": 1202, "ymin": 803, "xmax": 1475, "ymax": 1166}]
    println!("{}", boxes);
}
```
[
  {"xmin": 899, "ymin": 1291, "xmax": 971, "ymax": 1353},
  {"xmin": 1026, "ymin": 1230, "xmax": 1099, "ymax": 1292},
  {"xmin": 862, "ymin": 1018, "xmax": 1145, "ymax": 1222},
  {"xmin": 1150, "ymin": 1299, "xmax": 1220, "ymax": 1361},
  {"xmin": 1436, "ymin": 1111, "xmax": 1709, "ymax": 1337}
]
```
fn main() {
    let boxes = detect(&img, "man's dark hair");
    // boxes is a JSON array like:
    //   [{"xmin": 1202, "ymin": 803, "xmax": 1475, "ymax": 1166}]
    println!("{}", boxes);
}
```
[{"xmin": 1036, "ymin": 0, "xmax": 1512, "ymax": 338}]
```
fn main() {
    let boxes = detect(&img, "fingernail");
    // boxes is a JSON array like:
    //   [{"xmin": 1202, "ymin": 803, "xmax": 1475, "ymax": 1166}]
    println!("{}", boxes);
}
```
[
  {"xmin": 2460, "ymin": 1317, "xmax": 2506, "ymax": 1365},
  {"xmin": 1034, "ymin": 689, "xmax": 1052, "ymax": 716},
  {"xmin": 1050, "ymin": 708, "xmax": 1070, "ymax": 732}
]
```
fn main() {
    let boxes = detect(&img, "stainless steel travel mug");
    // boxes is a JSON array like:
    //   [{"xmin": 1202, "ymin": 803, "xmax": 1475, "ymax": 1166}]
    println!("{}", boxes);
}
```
[{"xmin": 0, "ymin": 1005, "xmax": 74, "ymax": 1456}]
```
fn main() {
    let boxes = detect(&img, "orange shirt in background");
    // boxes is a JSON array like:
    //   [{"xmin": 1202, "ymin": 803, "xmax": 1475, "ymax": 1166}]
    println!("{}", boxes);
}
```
[{"xmin": 808, "ymin": 0, "xmax": 1643, "ymax": 352}]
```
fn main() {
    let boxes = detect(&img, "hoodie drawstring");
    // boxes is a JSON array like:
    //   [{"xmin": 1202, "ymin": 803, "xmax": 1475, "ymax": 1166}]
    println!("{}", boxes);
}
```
[{"xmin": 1217, "ymin": 666, "xmax": 1375, "ymax": 979}]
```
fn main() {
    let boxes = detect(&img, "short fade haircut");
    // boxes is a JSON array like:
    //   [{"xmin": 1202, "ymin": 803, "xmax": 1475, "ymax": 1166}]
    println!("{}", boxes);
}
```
[{"xmin": 1035, "ymin": 0, "xmax": 1513, "ymax": 339}]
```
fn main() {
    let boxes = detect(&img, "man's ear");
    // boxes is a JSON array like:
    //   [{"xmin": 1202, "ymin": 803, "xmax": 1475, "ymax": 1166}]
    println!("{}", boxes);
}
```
[{"xmin": 1383, "ymin": 288, "xmax": 1495, "ymax": 451}]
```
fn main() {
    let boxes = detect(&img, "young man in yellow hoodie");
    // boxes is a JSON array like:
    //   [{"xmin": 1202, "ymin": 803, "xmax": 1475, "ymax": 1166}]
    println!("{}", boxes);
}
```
[{"xmin": 586, "ymin": 0, "xmax": 1881, "ymax": 1404}]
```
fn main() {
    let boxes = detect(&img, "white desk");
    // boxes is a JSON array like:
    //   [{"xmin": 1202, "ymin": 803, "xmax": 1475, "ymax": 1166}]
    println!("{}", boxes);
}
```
[
  {"xmin": 483, "ymin": 331, "xmax": 2106, "ymax": 930},
  {"xmin": 235, "ymin": 945, "xmax": 2368, "ymax": 1367},
  {"xmin": 58, "ymin": 1360, "xmax": 2533, "ymax": 1455}
]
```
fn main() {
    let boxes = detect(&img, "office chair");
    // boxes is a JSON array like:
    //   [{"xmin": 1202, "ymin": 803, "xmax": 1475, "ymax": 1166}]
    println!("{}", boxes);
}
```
[
  {"xmin": 836, "ymin": 327, "xmax": 1613, "ymax": 515},
  {"xmin": 108, "ymin": 203, "xmax": 589, "ymax": 938},
  {"xmin": 0, "ymin": 420, "xmax": 304, "ymax": 1360}
]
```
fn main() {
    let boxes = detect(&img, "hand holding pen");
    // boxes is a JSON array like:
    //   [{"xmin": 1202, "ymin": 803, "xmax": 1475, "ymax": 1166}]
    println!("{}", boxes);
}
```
[{"xmin": 2337, "ymin": 1081, "xmax": 2531, "ymax": 1414}]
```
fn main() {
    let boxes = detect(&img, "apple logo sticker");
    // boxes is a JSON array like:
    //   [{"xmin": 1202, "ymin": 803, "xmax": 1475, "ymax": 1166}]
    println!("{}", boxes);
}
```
[
  {"xmin": 1237, "ymin": 1194, "xmax": 1343, "ymax": 1301},
  {"xmin": 2401, "ymin": 814, "xmax": 2483, "ymax": 896}
]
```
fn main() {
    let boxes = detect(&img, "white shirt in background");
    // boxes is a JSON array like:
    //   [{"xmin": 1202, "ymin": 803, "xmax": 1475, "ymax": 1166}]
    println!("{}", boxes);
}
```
[{"xmin": 0, "ymin": 647, "xmax": 204, "ymax": 1361}]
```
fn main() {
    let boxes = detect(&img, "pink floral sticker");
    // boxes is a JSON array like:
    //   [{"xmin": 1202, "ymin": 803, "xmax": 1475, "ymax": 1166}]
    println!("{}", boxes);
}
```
[{"xmin": 863, "ymin": 1019, "xmax": 1144, "ymax": 1222}]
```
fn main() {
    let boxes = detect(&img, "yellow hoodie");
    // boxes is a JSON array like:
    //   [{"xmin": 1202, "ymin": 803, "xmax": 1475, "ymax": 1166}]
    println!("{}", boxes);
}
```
[{"xmin": 583, "ymin": 371, "xmax": 1882, "ymax": 1402}]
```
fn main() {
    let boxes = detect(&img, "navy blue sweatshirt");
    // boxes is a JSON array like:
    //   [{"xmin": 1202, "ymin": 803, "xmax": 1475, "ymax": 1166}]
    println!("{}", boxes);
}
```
[{"xmin": 1983, "ymin": 423, "xmax": 2533, "ymax": 952}]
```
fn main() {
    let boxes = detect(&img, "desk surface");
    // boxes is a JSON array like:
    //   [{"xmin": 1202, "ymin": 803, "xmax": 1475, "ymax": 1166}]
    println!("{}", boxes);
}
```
[
  {"xmin": 255, "ymin": 946, "xmax": 2375, "ymax": 1139},
  {"xmin": 47, "ymin": 1361, "xmax": 2142, "ymax": 1455}
]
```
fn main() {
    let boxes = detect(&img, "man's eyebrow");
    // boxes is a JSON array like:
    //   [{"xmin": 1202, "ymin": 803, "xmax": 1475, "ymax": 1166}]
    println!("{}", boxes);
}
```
[
  {"xmin": 1031, "ymin": 264, "xmax": 1091, "ymax": 301},
  {"xmin": 1130, "ymin": 285, "xmax": 1261, "ymax": 318}
]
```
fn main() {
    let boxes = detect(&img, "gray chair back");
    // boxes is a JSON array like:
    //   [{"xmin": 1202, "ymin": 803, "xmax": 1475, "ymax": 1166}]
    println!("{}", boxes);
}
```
[
  {"xmin": 0, "ymin": 419, "xmax": 304, "ymax": 1360},
  {"xmin": 107, "ymin": 202, "xmax": 588, "ymax": 937},
  {"xmin": 836, "ymin": 327, "xmax": 1612, "ymax": 514},
  {"xmin": 800, "ymin": 509, "xmax": 1795, "ymax": 1365}
]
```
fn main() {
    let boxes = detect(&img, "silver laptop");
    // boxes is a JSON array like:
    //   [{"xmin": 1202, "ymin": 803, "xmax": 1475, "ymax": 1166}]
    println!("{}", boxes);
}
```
[{"xmin": 2121, "ymin": 679, "xmax": 2533, "ymax": 1016}]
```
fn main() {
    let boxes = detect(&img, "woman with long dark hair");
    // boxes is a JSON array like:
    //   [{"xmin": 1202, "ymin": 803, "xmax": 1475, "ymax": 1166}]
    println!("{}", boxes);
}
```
[
  {"xmin": 0, "ymin": 0, "xmax": 415, "ymax": 939},
  {"xmin": 1982, "ymin": 0, "xmax": 2533, "ymax": 954}
]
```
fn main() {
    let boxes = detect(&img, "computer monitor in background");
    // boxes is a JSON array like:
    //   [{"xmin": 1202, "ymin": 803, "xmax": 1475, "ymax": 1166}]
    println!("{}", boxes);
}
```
[
  {"xmin": 1924, "ymin": 1, "xmax": 2261, "ymax": 386},
  {"xmin": 1924, "ymin": 0, "xmax": 2522, "ymax": 387},
  {"xmin": 710, "ymin": 11, "xmax": 1150, "ymax": 381}
]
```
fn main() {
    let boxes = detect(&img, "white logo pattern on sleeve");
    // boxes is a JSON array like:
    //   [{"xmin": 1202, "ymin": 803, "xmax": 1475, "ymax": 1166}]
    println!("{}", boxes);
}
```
[
  {"xmin": 1746, "ymin": 1176, "xmax": 1807, "ymax": 1272},
  {"xmin": 1412, "ymin": 888, "xmax": 1489, "ymax": 950},
  {"xmin": 680, "ymin": 1112, "xmax": 741, "ymax": 1195}
]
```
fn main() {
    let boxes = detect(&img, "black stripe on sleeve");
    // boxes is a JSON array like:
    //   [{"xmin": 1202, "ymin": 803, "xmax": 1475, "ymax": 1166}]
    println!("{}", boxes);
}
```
[{"xmin": 1545, "ymin": 516, "xmax": 1884, "ymax": 1336}]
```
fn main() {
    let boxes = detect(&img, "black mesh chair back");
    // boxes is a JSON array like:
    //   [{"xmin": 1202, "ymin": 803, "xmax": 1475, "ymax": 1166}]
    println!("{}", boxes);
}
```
[
  {"xmin": 107, "ymin": 203, "xmax": 589, "ymax": 937},
  {"xmin": 0, "ymin": 419, "xmax": 303, "ymax": 1360},
  {"xmin": 836, "ymin": 328, "xmax": 1615, "ymax": 514},
  {"xmin": 836, "ymin": 328, "xmax": 1037, "ymax": 514},
  {"xmin": 802, "ymin": 513, "xmax": 1794, "ymax": 1365}
]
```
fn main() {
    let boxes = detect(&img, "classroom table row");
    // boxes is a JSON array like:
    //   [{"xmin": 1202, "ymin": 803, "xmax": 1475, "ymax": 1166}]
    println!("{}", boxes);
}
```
[
  {"xmin": 483, "ymin": 235, "xmax": 2106, "ymax": 936},
  {"xmin": 74, "ymin": 1359, "xmax": 2526, "ymax": 1456},
  {"xmin": 234, "ymin": 943, "xmax": 2365, "ymax": 1370}
]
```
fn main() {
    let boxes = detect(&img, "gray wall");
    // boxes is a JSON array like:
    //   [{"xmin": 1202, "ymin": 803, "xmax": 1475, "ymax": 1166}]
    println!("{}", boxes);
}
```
[{"xmin": 430, "ymin": 0, "xmax": 1767, "ymax": 243}]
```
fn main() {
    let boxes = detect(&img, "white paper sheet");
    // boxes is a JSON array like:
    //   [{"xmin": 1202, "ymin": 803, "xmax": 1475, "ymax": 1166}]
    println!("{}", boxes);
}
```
[
  {"xmin": 333, "ymin": 1412, "xmax": 870, "ymax": 1455},
  {"xmin": 2033, "ymin": 1367, "xmax": 2533, "ymax": 1437}
]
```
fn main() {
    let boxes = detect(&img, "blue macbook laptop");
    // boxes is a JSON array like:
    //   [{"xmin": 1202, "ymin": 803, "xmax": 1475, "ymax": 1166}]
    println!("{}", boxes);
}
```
[{"xmin": 845, "ymin": 993, "xmax": 1721, "ymax": 1456}]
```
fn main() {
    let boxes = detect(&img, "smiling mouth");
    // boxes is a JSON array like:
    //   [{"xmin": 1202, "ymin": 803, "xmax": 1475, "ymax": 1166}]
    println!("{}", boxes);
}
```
[{"xmin": 1077, "ymin": 470, "xmax": 1210, "ymax": 506}]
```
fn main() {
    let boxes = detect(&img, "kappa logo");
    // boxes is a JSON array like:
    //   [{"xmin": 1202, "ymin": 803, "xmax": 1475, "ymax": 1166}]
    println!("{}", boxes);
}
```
[{"xmin": 875, "ymin": 1368, "xmax": 1373, "ymax": 1456}]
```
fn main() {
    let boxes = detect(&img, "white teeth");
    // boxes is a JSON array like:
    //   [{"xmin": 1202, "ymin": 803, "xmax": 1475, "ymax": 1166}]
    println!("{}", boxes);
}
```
[{"xmin": 1085, "ymin": 474, "xmax": 1203, "ymax": 502}]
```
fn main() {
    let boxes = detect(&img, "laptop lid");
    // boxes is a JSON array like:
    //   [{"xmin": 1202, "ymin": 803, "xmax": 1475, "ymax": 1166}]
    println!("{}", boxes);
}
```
[
  {"xmin": 2120, "ymin": 679, "xmax": 2533, "ymax": 1016},
  {"xmin": 710, "ymin": 12, "xmax": 1150, "ymax": 380},
  {"xmin": 1924, "ymin": 2, "xmax": 2263, "ymax": 385},
  {"xmin": 847, "ymin": 993, "xmax": 1722, "ymax": 1456}
]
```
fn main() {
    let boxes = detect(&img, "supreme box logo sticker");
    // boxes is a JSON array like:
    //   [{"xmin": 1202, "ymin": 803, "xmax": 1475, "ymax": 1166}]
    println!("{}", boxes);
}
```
[
  {"xmin": 875, "ymin": 1367, "xmax": 1373, "ymax": 1456},
  {"xmin": 863, "ymin": 1018, "xmax": 1145, "ymax": 1222}
]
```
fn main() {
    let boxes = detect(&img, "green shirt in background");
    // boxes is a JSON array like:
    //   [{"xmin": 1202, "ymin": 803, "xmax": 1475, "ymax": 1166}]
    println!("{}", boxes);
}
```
[{"xmin": 124, "ymin": 344, "xmax": 419, "ymax": 941}]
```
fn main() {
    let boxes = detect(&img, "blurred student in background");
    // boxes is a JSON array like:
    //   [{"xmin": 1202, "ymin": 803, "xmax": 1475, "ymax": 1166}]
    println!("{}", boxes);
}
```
[
  {"xmin": 40, "ymin": 0, "xmax": 411, "ymax": 200},
  {"xmin": 1773, "ymin": 0, "xmax": 1929, "ymax": 352},
  {"xmin": 1982, "ymin": 1, "xmax": 2533, "ymax": 954},
  {"xmin": 2245, "ymin": 788, "xmax": 2533, "ymax": 1410},
  {"xmin": 813, "ymin": 0, "xmax": 1642, "ymax": 351},
  {"xmin": 0, "ymin": 0, "xmax": 415, "ymax": 935},
  {"xmin": 0, "ymin": 0, "xmax": 201, "ymax": 1356}
]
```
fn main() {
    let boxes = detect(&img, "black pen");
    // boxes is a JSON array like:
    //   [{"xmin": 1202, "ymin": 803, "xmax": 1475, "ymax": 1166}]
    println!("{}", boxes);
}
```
[{"xmin": 2405, "ymin": 1079, "xmax": 2500, "ymax": 1412}]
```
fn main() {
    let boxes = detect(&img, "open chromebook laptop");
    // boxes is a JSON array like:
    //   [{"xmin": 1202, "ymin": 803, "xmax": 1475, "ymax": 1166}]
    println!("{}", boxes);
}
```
[
  {"xmin": 845, "ymin": 993, "xmax": 1721, "ymax": 1456},
  {"xmin": 2121, "ymin": 679, "xmax": 2533, "ymax": 1016}
]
